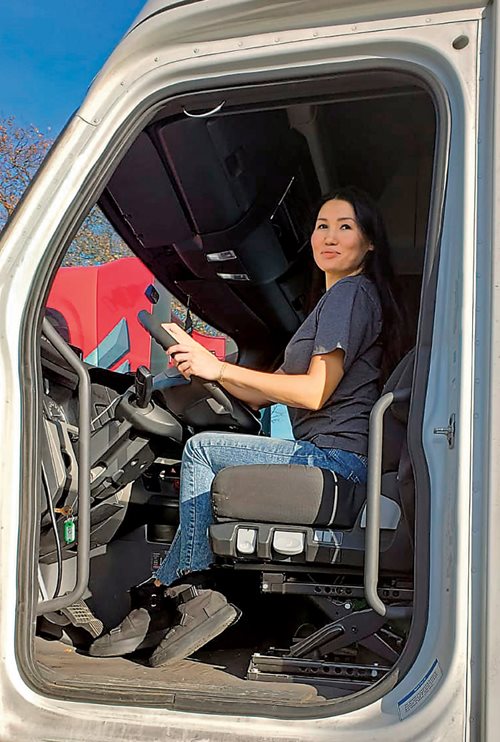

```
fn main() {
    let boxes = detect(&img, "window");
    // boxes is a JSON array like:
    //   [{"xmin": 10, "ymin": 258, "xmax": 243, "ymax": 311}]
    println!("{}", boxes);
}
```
[{"xmin": 46, "ymin": 206, "xmax": 234, "ymax": 374}]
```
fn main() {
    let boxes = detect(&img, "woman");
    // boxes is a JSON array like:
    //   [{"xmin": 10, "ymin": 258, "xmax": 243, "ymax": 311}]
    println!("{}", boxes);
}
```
[{"xmin": 90, "ymin": 186, "xmax": 406, "ymax": 665}]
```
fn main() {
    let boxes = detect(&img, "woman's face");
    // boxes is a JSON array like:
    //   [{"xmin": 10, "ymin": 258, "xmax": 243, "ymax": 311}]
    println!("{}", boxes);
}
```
[{"xmin": 311, "ymin": 199, "xmax": 374, "ymax": 287}]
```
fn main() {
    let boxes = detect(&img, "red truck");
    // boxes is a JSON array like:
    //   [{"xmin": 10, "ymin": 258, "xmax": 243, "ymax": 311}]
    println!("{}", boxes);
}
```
[{"xmin": 47, "ymin": 256, "xmax": 225, "ymax": 373}]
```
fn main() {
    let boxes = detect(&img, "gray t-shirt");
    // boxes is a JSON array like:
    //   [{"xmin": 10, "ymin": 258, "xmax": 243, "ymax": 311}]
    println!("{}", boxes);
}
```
[{"xmin": 280, "ymin": 275, "xmax": 382, "ymax": 456}]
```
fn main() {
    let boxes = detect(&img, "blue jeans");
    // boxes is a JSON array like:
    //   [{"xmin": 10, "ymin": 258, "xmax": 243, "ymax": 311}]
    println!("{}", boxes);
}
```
[{"xmin": 154, "ymin": 432, "xmax": 367, "ymax": 586}]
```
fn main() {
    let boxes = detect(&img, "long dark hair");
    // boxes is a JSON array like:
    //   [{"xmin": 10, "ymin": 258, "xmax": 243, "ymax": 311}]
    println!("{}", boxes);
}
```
[{"xmin": 309, "ymin": 186, "xmax": 408, "ymax": 382}]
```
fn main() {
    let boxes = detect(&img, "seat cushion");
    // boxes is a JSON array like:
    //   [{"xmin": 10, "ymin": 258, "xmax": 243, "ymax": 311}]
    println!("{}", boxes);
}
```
[{"xmin": 211, "ymin": 464, "xmax": 366, "ymax": 529}]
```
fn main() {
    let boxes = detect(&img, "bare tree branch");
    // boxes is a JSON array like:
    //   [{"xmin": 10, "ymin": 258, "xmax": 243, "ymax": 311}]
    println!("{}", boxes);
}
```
[
  {"xmin": 0, "ymin": 115, "xmax": 130, "ymax": 264},
  {"xmin": 0, "ymin": 115, "xmax": 51, "ymax": 227}
]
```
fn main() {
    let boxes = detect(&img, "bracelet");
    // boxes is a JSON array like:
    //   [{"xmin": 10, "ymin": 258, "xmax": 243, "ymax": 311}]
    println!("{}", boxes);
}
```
[{"xmin": 218, "ymin": 362, "xmax": 227, "ymax": 383}]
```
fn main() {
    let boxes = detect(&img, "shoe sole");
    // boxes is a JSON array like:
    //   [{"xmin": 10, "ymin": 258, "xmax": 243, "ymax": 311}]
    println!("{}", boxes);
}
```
[
  {"xmin": 149, "ymin": 604, "xmax": 241, "ymax": 667},
  {"xmin": 89, "ymin": 626, "xmax": 168, "ymax": 658},
  {"xmin": 89, "ymin": 634, "xmax": 146, "ymax": 657}
]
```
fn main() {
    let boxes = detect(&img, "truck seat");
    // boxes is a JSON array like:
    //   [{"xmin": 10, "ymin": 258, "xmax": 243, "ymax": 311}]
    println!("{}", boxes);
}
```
[{"xmin": 208, "ymin": 349, "xmax": 416, "ymax": 688}]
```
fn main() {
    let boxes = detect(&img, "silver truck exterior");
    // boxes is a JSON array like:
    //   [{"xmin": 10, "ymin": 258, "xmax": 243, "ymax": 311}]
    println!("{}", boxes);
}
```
[{"xmin": 0, "ymin": 0, "xmax": 498, "ymax": 739}]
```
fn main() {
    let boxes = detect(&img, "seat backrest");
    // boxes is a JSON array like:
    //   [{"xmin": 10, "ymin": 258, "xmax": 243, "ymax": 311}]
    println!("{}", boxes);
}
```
[
  {"xmin": 381, "ymin": 348, "xmax": 415, "ymax": 473},
  {"xmin": 379, "ymin": 348, "xmax": 416, "ymax": 561}
]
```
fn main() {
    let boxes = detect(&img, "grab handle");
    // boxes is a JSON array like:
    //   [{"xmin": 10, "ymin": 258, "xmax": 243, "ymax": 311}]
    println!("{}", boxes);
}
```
[
  {"xmin": 37, "ymin": 319, "xmax": 91, "ymax": 615},
  {"xmin": 364, "ymin": 388, "xmax": 411, "ymax": 617}
]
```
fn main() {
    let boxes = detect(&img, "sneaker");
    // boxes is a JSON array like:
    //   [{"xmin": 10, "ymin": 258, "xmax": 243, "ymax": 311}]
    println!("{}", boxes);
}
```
[
  {"xmin": 149, "ymin": 586, "xmax": 241, "ymax": 667},
  {"xmin": 89, "ymin": 582, "xmax": 175, "ymax": 658},
  {"xmin": 89, "ymin": 608, "xmax": 155, "ymax": 657}
]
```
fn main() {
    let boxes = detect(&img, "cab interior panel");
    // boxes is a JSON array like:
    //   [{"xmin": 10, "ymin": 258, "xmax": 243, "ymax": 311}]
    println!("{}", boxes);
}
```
[{"xmin": 35, "ymin": 69, "xmax": 436, "ymax": 712}]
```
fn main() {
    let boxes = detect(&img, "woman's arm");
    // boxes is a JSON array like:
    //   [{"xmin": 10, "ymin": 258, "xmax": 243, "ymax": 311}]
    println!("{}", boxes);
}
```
[
  {"xmin": 215, "ymin": 351, "xmax": 344, "ymax": 411},
  {"xmin": 161, "ymin": 322, "xmax": 345, "ymax": 411},
  {"xmin": 217, "ymin": 369, "xmax": 285, "ymax": 409},
  {"xmin": 159, "ymin": 323, "xmax": 278, "ymax": 408}
]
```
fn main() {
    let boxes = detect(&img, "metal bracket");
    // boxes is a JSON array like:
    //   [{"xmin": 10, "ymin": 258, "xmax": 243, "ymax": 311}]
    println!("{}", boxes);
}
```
[{"xmin": 433, "ymin": 413, "xmax": 456, "ymax": 448}]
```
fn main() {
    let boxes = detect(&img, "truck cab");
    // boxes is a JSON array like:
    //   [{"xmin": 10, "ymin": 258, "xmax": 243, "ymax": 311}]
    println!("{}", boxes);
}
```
[{"xmin": 0, "ymin": 1, "xmax": 497, "ymax": 740}]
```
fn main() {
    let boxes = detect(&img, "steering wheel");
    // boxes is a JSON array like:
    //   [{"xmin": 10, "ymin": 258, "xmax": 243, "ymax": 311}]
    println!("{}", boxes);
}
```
[{"xmin": 137, "ymin": 310, "xmax": 261, "ymax": 433}]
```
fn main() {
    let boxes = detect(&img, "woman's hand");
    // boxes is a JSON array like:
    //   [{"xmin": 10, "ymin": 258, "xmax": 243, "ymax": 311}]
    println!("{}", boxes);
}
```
[
  {"xmin": 161, "ymin": 323, "xmax": 199, "ymax": 348},
  {"xmin": 169, "ymin": 343, "xmax": 223, "ymax": 380},
  {"xmin": 161, "ymin": 323, "xmax": 223, "ymax": 381}
]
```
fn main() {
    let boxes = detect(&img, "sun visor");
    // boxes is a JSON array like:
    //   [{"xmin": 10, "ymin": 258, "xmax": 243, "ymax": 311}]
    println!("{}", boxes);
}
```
[
  {"xmin": 154, "ymin": 111, "xmax": 312, "ymax": 282},
  {"xmin": 105, "ymin": 132, "xmax": 192, "ymax": 249},
  {"xmin": 158, "ymin": 112, "xmax": 293, "ymax": 231}
]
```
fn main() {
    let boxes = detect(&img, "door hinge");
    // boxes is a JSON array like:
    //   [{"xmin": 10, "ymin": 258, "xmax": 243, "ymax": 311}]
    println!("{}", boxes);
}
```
[{"xmin": 433, "ymin": 413, "xmax": 456, "ymax": 449}]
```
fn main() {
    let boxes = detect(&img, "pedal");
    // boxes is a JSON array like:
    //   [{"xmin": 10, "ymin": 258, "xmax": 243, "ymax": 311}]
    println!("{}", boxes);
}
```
[{"xmin": 61, "ymin": 600, "xmax": 103, "ymax": 639}]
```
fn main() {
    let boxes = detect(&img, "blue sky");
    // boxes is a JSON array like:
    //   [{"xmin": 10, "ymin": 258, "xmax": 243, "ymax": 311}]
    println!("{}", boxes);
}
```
[{"xmin": 0, "ymin": 1, "xmax": 145, "ymax": 135}]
